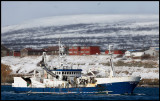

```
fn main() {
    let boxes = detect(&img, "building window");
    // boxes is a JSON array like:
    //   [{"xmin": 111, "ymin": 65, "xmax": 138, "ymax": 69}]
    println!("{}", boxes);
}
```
[
  {"xmin": 69, "ymin": 51, "xmax": 72, "ymax": 53},
  {"xmin": 86, "ymin": 51, "xmax": 89, "ymax": 53},
  {"xmin": 74, "ymin": 51, "xmax": 77, "ymax": 53},
  {"xmin": 81, "ymin": 51, "xmax": 84, "ymax": 53}
]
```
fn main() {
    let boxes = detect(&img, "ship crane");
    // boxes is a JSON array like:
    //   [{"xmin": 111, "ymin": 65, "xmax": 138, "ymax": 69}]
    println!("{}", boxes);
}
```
[{"xmin": 40, "ymin": 52, "xmax": 59, "ymax": 79}]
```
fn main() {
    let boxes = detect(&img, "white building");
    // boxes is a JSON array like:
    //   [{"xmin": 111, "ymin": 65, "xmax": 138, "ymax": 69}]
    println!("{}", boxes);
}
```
[
  {"xmin": 144, "ymin": 47, "xmax": 159, "ymax": 57},
  {"xmin": 144, "ymin": 49, "xmax": 157, "ymax": 56},
  {"xmin": 125, "ymin": 50, "xmax": 144, "ymax": 58},
  {"xmin": 131, "ymin": 52, "xmax": 144, "ymax": 58}
]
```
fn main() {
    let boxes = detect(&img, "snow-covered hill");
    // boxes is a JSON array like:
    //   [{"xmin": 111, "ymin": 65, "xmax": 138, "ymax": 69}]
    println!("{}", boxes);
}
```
[
  {"xmin": 1, "ymin": 55, "xmax": 159, "ymax": 79},
  {"xmin": 2, "ymin": 14, "xmax": 159, "ymax": 33},
  {"xmin": 1, "ymin": 14, "xmax": 159, "ymax": 50}
]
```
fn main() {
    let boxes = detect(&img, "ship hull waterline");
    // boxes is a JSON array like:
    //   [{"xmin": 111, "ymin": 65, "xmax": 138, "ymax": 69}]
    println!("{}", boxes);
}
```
[{"xmin": 12, "ymin": 81, "xmax": 139, "ymax": 94}]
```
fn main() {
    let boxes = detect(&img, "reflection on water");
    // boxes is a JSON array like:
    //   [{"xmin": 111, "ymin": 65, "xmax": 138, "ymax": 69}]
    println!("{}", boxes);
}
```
[{"xmin": 1, "ymin": 85, "xmax": 159, "ymax": 100}]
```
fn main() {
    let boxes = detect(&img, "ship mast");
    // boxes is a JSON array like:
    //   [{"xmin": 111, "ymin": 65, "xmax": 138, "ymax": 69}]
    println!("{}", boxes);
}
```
[
  {"xmin": 58, "ymin": 37, "xmax": 67, "ymax": 69},
  {"xmin": 109, "ymin": 45, "xmax": 115, "ymax": 77}
]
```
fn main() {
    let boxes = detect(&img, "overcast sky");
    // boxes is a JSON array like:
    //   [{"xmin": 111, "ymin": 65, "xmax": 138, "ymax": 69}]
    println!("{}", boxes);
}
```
[{"xmin": 1, "ymin": 1, "xmax": 159, "ymax": 27}]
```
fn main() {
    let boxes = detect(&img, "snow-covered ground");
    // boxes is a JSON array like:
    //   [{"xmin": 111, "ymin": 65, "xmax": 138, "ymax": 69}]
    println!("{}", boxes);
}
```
[{"xmin": 1, "ymin": 55, "xmax": 159, "ymax": 79}]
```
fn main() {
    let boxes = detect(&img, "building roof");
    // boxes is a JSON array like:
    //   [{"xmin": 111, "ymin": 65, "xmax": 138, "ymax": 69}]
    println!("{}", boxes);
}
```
[
  {"xmin": 150, "ymin": 47, "xmax": 159, "ymax": 51},
  {"xmin": 127, "ymin": 49, "xmax": 144, "ymax": 52},
  {"xmin": 43, "ymin": 46, "xmax": 59, "ymax": 51},
  {"xmin": 23, "ymin": 48, "xmax": 44, "ymax": 52}
]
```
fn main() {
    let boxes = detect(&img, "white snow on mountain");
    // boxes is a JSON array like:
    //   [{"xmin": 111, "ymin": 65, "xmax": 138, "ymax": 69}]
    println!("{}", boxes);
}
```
[{"xmin": 2, "ymin": 14, "xmax": 159, "ymax": 34}]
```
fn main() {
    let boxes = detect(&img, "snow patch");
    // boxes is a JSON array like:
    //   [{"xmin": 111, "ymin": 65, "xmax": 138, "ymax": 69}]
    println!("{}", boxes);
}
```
[{"xmin": 1, "ymin": 55, "xmax": 159, "ymax": 79}]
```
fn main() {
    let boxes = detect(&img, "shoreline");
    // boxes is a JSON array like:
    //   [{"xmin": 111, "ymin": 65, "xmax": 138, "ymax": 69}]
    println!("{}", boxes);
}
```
[
  {"xmin": 1, "ymin": 83, "xmax": 159, "ymax": 87},
  {"xmin": 137, "ymin": 84, "xmax": 159, "ymax": 87}
]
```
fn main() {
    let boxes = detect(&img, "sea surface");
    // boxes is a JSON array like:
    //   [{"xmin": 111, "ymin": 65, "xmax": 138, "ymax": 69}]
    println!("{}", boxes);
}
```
[{"xmin": 1, "ymin": 85, "xmax": 159, "ymax": 100}]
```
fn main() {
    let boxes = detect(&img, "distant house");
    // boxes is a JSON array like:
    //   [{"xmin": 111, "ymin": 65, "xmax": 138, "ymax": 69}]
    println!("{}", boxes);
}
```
[
  {"xmin": 13, "ymin": 50, "xmax": 21, "ymax": 57},
  {"xmin": 144, "ymin": 47, "xmax": 159, "ymax": 57},
  {"xmin": 144, "ymin": 49, "xmax": 157, "ymax": 57},
  {"xmin": 125, "ymin": 49, "xmax": 144, "ymax": 59},
  {"xmin": 43, "ymin": 46, "xmax": 59, "ymax": 55},
  {"xmin": 20, "ymin": 48, "xmax": 44, "ymax": 57},
  {"xmin": 69, "ymin": 46, "xmax": 100, "ymax": 55},
  {"xmin": 131, "ymin": 52, "xmax": 144, "ymax": 59},
  {"xmin": 105, "ymin": 50, "xmax": 126, "ymax": 55},
  {"xmin": 80, "ymin": 46, "xmax": 100, "ymax": 55},
  {"xmin": 1, "ymin": 45, "xmax": 10, "ymax": 57}
]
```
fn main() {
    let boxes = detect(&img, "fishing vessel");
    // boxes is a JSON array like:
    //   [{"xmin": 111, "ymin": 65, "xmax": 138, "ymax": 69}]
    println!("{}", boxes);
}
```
[{"xmin": 12, "ymin": 39, "xmax": 141, "ymax": 94}]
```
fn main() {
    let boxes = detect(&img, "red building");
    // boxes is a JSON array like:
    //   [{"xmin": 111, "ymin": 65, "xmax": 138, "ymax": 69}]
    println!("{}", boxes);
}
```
[
  {"xmin": 69, "ymin": 46, "xmax": 100, "ymax": 55},
  {"xmin": 13, "ymin": 51, "xmax": 21, "ymax": 57},
  {"xmin": 105, "ymin": 50, "xmax": 126, "ymax": 55},
  {"xmin": 69, "ymin": 46, "xmax": 80, "ymax": 55}
]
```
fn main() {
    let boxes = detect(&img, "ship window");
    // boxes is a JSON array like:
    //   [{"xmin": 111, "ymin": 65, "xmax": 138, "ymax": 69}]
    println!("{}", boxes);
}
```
[
  {"xmin": 62, "ymin": 72, "xmax": 64, "ymax": 74},
  {"xmin": 67, "ymin": 72, "xmax": 69, "ymax": 74},
  {"xmin": 69, "ymin": 72, "xmax": 71, "ymax": 74}
]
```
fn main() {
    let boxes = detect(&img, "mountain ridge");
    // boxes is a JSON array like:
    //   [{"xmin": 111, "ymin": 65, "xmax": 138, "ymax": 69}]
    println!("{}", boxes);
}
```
[{"xmin": 1, "ymin": 14, "xmax": 159, "ymax": 51}]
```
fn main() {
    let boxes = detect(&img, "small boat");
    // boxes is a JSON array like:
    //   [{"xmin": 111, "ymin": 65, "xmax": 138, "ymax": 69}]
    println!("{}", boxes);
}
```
[{"xmin": 12, "ymin": 39, "xmax": 141, "ymax": 94}]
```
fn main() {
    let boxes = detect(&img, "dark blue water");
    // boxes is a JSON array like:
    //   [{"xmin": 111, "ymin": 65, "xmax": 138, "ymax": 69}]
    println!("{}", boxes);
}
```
[{"xmin": 1, "ymin": 85, "xmax": 159, "ymax": 100}]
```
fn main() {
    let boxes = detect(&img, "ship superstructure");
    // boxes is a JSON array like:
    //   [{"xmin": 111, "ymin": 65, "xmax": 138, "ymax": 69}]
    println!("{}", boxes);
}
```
[{"xmin": 12, "ymin": 39, "xmax": 141, "ymax": 94}]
